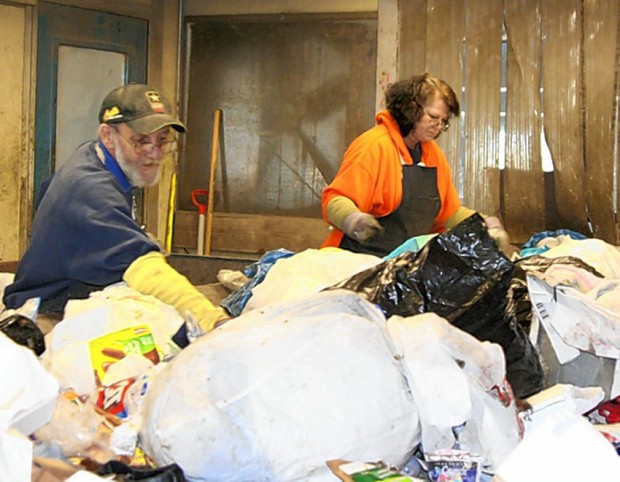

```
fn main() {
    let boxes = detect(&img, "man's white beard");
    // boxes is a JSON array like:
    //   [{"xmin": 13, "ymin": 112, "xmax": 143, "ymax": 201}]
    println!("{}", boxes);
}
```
[{"xmin": 112, "ymin": 134, "xmax": 160, "ymax": 188}]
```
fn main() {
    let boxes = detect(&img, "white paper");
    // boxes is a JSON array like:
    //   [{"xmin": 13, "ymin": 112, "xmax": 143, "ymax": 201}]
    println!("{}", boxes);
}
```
[
  {"xmin": 527, "ymin": 276, "xmax": 580, "ymax": 363},
  {"xmin": 553, "ymin": 286, "xmax": 620, "ymax": 359}
]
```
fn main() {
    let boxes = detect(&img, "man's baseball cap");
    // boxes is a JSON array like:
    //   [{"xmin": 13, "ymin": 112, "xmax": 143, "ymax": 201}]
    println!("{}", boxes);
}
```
[{"xmin": 98, "ymin": 83, "xmax": 186, "ymax": 134}]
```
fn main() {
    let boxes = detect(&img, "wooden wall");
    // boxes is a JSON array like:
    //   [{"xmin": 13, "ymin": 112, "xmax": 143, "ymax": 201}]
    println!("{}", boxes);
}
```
[
  {"xmin": 399, "ymin": 0, "xmax": 620, "ymax": 244},
  {"xmin": 177, "ymin": 0, "xmax": 620, "ymax": 252},
  {"xmin": 3, "ymin": 0, "xmax": 619, "ymax": 261},
  {"xmin": 0, "ymin": 2, "xmax": 35, "ymax": 261}
]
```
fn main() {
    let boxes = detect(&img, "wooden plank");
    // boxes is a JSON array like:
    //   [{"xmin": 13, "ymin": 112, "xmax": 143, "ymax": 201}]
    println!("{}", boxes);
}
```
[
  {"xmin": 583, "ymin": 0, "xmax": 618, "ymax": 242},
  {"xmin": 398, "ymin": 0, "xmax": 426, "ymax": 79},
  {"xmin": 185, "ymin": 0, "xmax": 378, "ymax": 16},
  {"xmin": 6, "ymin": 0, "xmax": 36, "ymax": 5},
  {"xmin": 376, "ymin": 0, "xmax": 399, "ymax": 111},
  {"xmin": 168, "ymin": 253, "xmax": 257, "ymax": 285},
  {"xmin": 503, "ymin": 0, "xmax": 545, "ymax": 243},
  {"xmin": 44, "ymin": 0, "xmax": 152, "ymax": 19},
  {"xmin": 426, "ymin": 0, "xmax": 464, "ymax": 195},
  {"xmin": 542, "ymin": 0, "xmax": 589, "ymax": 234},
  {"xmin": 463, "ymin": 0, "xmax": 503, "ymax": 215},
  {"xmin": 345, "ymin": 13, "xmax": 379, "ymax": 157},
  {"xmin": 19, "ymin": 5, "xmax": 36, "ymax": 257},
  {"xmin": 616, "ymin": 5, "xmax": 620, "ymax": 245},
  {"xmin": 174, "ymin": 211, "xmax": 331, "ymax": 255},
  {"xmin": 145, "ymin": 0, "xmax": 182, "ymax": 242},
  {"xmin": 0, "ymin": 4, "xmax": 28, "ymax": 262}
]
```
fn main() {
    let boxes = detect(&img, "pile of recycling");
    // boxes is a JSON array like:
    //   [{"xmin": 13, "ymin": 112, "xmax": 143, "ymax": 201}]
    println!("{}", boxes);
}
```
[{"xmin": 2, "ymin": 213, "xmax": 620, "ymax": 481}]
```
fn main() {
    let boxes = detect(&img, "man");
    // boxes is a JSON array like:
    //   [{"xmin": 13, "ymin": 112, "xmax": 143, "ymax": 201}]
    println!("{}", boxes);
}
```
[{"xmin": 3, "ymin": 83, "xmax": 228, "ymax": 332}]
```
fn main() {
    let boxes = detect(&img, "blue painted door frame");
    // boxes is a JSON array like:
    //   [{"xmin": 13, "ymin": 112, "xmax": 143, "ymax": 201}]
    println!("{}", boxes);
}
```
[{"xmin": 35, "ymin": 1, "xmax": 147, "ymax": 202}]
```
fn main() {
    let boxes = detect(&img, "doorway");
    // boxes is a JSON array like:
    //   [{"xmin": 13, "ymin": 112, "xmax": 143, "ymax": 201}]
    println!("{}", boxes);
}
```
[
  {"xmin": 179, "ymin": 13, "xmax": 378, "ymax": 218},
  {"xmin": 34, "ymin": 1, "xmax": 148, "ymax": 203}
]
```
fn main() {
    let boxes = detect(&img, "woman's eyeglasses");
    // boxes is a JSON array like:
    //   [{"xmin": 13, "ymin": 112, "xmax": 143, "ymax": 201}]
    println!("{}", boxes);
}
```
[{"xmin": 424, "ymin": 110, "xmax": 450, "ymax": 132}]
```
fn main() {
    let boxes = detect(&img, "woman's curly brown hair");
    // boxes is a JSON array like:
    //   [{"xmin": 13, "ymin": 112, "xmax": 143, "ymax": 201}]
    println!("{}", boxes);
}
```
[{"xmin": 385, "ymin": 73, "xmax": 460, "ymax": 137}]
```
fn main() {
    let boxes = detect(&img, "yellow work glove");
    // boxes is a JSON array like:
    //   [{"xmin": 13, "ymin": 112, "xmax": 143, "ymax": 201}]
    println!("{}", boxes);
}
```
[
  {"xmin": 124, "ymin": 251, "xmax": 229, "ymax": 333},
  {"xmin": 326, "ymin": 196, "xmax": 361, "ymax": 229}
]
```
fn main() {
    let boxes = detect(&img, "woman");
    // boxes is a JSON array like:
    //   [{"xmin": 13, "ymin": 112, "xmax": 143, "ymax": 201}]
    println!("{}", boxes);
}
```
[{"xmin": 321, "ymin": 72, "xmax": 509, "ymax": 257}]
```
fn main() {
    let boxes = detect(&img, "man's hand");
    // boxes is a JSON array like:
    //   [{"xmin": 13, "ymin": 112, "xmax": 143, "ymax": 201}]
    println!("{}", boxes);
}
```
[{"xmin": 342, "ymin": 212, "xmax": 384, "ymax": 243}]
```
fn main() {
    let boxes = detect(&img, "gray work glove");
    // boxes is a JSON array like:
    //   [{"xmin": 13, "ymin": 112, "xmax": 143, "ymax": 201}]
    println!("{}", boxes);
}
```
[
  {"xmin": 484, "ymin": 216, "xmax": 518, "ymax": 258},
  {"xmin": 342, "ymin": 212, "xmax": 384, "ymax": 243}
]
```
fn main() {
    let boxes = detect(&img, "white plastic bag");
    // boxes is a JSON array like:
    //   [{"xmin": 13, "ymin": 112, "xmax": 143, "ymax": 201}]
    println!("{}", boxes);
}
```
[
  {"xmin": 0, "ymin": 428, "xmax": 33, "ymax": 482},
  {"xmin": 496, "ymin": 408, "xmax": 620, "ymax": 482},
  {"xmin": 141, "ymin": 290, "xmax": 420, "ymax": 481},
  {"xmin": 0, "ymin": 332, "xmax": 59, "ymax": 482},
  {"xmin": 42, "ymin": 284, "xmax": 184, "ymax": 395},
  {"xmin": 541, "ymin": 237, "xmax": 620, "ymax": 278},
  {"xmin": 0, "ymin": 332, "xmax": 59, "ymax": 436},
  {"xmin": 243, "ymin": 248, "xmax": 382, "ymax": 312},
  {"xmin": 386, "ymin": 313, "xmax": 522, "ymax": 471}
]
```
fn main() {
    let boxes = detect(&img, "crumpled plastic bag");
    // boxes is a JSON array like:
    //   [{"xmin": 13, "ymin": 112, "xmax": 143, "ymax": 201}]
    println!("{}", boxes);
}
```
[
  {"xmin": 0, "ymin": 272, "xmax": 15, "ymax": 309},
  {"xmin": 242, "ymin": 248, "xmax": 382, "ymax": 313},
  {"xmin": 34, "ymin": 392, "xmax": 106, "ymax": 458},
  {"xmin": 0, "ymin": 331, "xmax": 59, "ymax": 436},
  {"xmin": 96, "ymin": 460, "xmax": 187, "ymax": 481},
  {"xmin": 540, "ymin": 237, "xmax": 620, "ymax": 278},
  {"xmin": 220, "ymin": 248, "xmax": 295, "ymax": 316},
  {"xmin": 0, "ymin": 331, "xmax": 59, "ymax": 481},
  {"xmin": 495, "ymin": 408, "xmax": 620, "ymax": 481},
  {"xmin": 524, "ymin": 384, "xmax": 605, "ymax": 424},
  {"xmin": 387, "ymin": 313, "xmax": 522, "ymax": 471},
  {"xmin": 42, "ymin": 284, "xmax": 184, "ymax": 395},
  {"xmin": 328, "ymin": 213, "xmax": 543, "ymax": 398},
  {"xmin": 140, "ymin": 290, "xmax": 420, "ymax": 482},
  {"xmin": 0, "ymin": 297, "xmax": 45, "ymax": 356},
  {"xmin": 519, "ymin": 229, "xmax": 588, "ymax": 258},
  {"xmin": 0, "ymin": 428, "xmax": 33, "ymax": 482}
]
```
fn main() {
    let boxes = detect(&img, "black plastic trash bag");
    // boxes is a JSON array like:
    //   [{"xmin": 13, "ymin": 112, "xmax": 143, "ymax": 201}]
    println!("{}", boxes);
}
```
[
  {"xmin": 0, "ymin": 313, "xmax": 45, "ymax": 356},
  {"xmin": 328, "ymin": 213, "xmax": 543, "ymax": 398},
  {"xmin": 97, "ymin": 460, "xmax": 187, "ymax": 481}
]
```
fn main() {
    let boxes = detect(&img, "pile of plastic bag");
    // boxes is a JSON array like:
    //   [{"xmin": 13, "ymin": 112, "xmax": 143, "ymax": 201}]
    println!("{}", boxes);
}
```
[{"xmin": 3, "ymin": 216, "xmax": 620, "ymax": 480}]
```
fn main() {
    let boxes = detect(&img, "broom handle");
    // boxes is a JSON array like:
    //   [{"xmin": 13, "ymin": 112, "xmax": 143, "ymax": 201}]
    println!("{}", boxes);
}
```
[
  {"xmin": 164, "ymin": 171, "xmax": 177, "ymax": 253},
  {"xmin": 205, "ymin": 108, "xmax": 222, "ymax": 255}
]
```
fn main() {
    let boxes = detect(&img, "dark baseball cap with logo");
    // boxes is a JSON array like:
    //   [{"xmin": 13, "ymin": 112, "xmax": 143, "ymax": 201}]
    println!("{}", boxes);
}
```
[{"xmin": 98, "ymin": 83, "xmax": 186, "ymax": 134}]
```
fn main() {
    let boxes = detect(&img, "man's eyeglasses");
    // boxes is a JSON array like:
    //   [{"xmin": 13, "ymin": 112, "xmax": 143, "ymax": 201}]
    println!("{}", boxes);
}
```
[
  {"xmin": 424, "ymin": 110, "xmax": 450, "ymax": 132},
  {"xmin": 113, "ymin": 128, "xmax": 178, "ymax": 155}
]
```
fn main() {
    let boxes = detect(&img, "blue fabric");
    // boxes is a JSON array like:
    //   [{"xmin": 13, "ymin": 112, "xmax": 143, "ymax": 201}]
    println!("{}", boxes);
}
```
[
  {"xmin": 3, "ymin": 142, "xmax": 160, "ymax": 312},
  {"xmin": 221, "ymin": 248, "xmax": 295, "ymax": 316},
  {"xmin": 519, "ymin": 229, "xmax": 588, "ymax": 258}
]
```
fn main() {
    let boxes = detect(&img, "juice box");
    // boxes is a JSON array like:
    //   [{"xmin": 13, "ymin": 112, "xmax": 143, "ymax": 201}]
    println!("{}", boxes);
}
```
[{"xmin": 89, "ymin": 324, "xmax": 160, "ymax": 386}]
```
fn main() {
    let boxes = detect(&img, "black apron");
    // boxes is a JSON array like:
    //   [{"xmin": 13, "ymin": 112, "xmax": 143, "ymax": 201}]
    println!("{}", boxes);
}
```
[{"xmin": 339, "ymin": 163, "xmax": 441, "ymax": 256}]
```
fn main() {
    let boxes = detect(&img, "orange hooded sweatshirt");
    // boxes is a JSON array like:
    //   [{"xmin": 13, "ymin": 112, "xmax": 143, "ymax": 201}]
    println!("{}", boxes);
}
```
[{"xmin": 321, "ymin": 110, "xmax": 461, "ymax": 248}]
